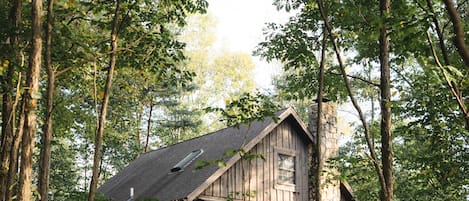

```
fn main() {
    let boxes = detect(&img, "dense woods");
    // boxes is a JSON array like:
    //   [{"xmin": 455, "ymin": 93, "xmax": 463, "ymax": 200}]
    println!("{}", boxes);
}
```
[
  {"xmin": 256, "ymin": 0, "xmax": 468, "ymax": 200},
  {"xmin": 0, "ymin": 0, "xmax": 468, "ymax": 200}
]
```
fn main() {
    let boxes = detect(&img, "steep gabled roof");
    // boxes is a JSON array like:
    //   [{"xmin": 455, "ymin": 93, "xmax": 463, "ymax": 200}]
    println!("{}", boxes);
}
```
[{"xmin": 98, "ymin": 107, "xmax": 313, "ymax": 201}]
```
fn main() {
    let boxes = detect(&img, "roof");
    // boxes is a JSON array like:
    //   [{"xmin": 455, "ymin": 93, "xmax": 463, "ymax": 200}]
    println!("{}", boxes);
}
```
[
  {"xmin": 98, "ymin": 107, "xmax": 313, "ymax": 201},
  {"xmin": 340, "ymin": 182, "xmax": 355, "ymax": 201}
]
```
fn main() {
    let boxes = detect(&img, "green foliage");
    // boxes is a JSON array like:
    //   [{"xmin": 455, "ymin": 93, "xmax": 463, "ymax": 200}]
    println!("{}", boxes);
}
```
[
  {"xmin": 195, "ymin": 147, "xmax": 266, "ymax": 172},
  {"xmin": 2, "ymin": 0, "xmax": 209, "ymax": 199},
  {"xmin": 255, "ymin": 3, "xmax": 349, "ymax": 102},
  {"xmin": 206, "ymin": 91, "xmax": 280, "ymax": 128},
  {"xmin": 336, "ymin": 122, "xmax": 382, "ymax": 200},
  {"xmin": 260, "ymin": 0, "xmax": 469, "ymax": 200},
  {"xmin": 392, "ymin": 65, "xmax": 469, "ymax": 200},
  {"xmin": 196, "ymin": 91, "xmax": 276, "ymax": 172}
]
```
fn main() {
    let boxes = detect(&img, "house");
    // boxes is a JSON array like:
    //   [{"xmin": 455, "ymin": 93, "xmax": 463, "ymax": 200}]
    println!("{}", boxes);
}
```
[{"xmin": 98, "ymin": 102, "xmax": 354, "ymax": 201}]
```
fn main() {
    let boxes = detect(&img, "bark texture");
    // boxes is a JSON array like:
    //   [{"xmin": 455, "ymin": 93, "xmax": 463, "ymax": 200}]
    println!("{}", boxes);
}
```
[
  {"xmin": 442, "ymin": 0, "xmax": 469, "ymax": 68},
  {"xmin": 314, "ymin": 25, "xmax": 328, "ymax": 201},
  {"xmin": 6, "ymin": 100, "xmax": 25, "ymax": 201},
  {"xmin": 17, "ymin": 0, "xmax": 42, "ymax": 199},
  {"xmin": 38, "ymin": 0, "xmax": 55, "ymax": 199},
  {"xmin": 379, "ymin": 0, "xmax": 394, "ymax": 200}
]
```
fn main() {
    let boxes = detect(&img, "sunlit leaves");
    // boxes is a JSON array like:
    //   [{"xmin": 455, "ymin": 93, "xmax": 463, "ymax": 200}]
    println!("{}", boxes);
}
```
[{"xmin": 206, "ymin": 91, "xmax": 280, "ymax": 128}]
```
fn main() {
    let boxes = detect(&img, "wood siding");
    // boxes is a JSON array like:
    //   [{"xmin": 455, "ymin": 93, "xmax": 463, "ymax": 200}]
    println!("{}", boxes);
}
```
[{"xmin": 199, "ymin": 119, "xmax": 310, "ymax": 201}]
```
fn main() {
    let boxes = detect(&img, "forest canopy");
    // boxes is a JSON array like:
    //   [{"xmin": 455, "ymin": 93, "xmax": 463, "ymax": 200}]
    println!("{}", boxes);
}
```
[{"xmin": 0, "ymin": 0, "xmax": 468, "ymax": 201}]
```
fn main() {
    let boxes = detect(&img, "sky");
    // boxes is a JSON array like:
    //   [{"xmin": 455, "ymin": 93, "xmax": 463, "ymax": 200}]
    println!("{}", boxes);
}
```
[
  {"xmin": 206, "ymin": 0, "xmax": 292, "ymax": 90},
  {"xmin": 205, "ymin": 1, "xmax": 354, "ymax": 138}
]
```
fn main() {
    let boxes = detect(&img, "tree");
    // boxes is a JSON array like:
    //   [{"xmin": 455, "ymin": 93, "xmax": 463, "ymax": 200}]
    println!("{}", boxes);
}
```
[
  {"xmin": 38, "ymin": 0, "xmax": 55, "ymax": 199},
  {"xmin": 0, "ymin": 0, "xmax": 22, "ymax": 197},
  {"xmin": 442, "ymin": 0, "xmax": 469, "ymax": 68},
  {"xmin": 0, "ymin": 0, "xmax": 210, "ymax": 199},
  {"xmin": 257, "ymin": 0, "xmax": 467, "ymax": 200},
  {"xmin": 86, "ymin": 0, "xmax": 210, "ymax": 198},
  {"xmin": 17, "ymin": 0, "xmax": 42, "ymax": 200},
  {"xmin": 88, "ymin": 0, "xmax": 120, "ymax": 199},
  {"xmin": 378, "ymin": 0, "xmax": 394, "ymax": 200}
]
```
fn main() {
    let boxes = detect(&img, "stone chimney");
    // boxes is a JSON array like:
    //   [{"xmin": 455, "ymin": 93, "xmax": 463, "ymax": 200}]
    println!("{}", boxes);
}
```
[{"xmin": 308, "ymin": 101, "xmax": 340, "ymax": 201}]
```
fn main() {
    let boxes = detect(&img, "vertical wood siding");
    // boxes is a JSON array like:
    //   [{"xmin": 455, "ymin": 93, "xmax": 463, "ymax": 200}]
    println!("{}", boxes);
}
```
[{"xmin": 200, "ymin": 119, "xmax": 310, "ymax": 201}]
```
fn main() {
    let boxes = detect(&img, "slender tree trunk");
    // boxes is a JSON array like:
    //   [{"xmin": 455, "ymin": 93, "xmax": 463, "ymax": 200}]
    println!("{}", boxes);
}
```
[
  {"xmin": 316, "ymin": 1, "xmax": 388, "ymax": 201},
  {"xmin": 0, "ymin": 0, "xmax": 22, "ymax": 197},
  {"xmin": 145, "ymin": 101, "xmax": 153, "ymax": 152},
  {"xmin": 379, "ymin": 0, "xmax": 394, "ymax": 200},
  {"xmin": 136, "ymin": 105, "xmax": 143, "ymax": 147},
  {"xmin": 442, "ymin": 0, "xmax": 469, "ymax": 68},
  {"xmin": 88, "ymin": 1, "xmax": 120, "ymax": 200},
  {"xmin": 6, "ymin": 98, "xmax": 25, "ymax": 201},
  {"xmin": 38, "ymin": 0, "xmax": 55, "ymax": 199},
  {"xmin": 314, "ymin": 25, "xmax": 328, "ymax": 201},
  {"xmin": 17, "ymin": 0, "xmax": 42, "ymax": 199},
  {"xmin": 426, "ymin": 0, "xmax": 451, "ymax": 66},
  {"xmin": 0, "ymin": 71, "xmax": 14, "ymax": 201},
  {"xmin": 435, "ymin": 0, "xmax": 469, "ymax": 129}
]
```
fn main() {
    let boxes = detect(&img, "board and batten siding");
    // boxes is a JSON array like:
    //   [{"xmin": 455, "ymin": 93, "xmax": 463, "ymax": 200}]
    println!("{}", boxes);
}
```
[{"xmin": 199, "ymin": 118, "xmax": 311, "ymax": 201}]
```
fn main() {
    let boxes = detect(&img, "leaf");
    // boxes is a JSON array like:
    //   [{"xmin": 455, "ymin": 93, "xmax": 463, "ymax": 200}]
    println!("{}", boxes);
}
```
[
  {"xmin": 67, "ymin": 0, "xmax": 75, "ymax": 8},
  {"xmin": 445, "ymin": 65, "xmax": 463, "ymax": 78},
  {"xmin": 98, "ymin": 91, "xmax": 104, "ymax": 100}
]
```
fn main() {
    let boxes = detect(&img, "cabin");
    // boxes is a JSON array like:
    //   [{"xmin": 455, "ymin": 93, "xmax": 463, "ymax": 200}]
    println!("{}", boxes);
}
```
[{"xmin": 98, "ymin": 102, "xmax": 354, "ymax": 201}]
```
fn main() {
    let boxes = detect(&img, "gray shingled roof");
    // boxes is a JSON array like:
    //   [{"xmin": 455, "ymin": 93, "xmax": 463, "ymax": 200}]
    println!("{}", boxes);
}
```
[{"xmin": 98, "ymin": 108, "xmax": 312, "ymax": 201}]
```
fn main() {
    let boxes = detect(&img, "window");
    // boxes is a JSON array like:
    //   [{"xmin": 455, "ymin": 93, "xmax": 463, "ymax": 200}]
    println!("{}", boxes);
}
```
[
  {"xmin": 278, "ymin": 154, "xmax": 295, "ymax": 185},
  {"xmin": 274, "ymin": 147, "xmax": 297, "ymax": 191}
]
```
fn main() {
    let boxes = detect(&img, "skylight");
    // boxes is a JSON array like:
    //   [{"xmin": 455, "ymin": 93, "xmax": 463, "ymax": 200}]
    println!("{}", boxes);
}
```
[{"xmin": 170, "ymin": 149, "xmax": 204, "ymax": 172}]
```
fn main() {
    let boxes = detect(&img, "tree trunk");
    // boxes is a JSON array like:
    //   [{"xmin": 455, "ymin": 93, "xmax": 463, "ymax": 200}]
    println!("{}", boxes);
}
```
[
  {"xmin": 426, "ymin": 0, "xmax": 451, "ymax": 66},
  {"xmin": 314, "ymin": 24, "xmax": 328, "ymax": 201},
  {"xmin": 17, "ymin": 0, "xmax": 42, "ymax": 199},
  {"xmin": 379, "ymin": 0, "xmax": 394, "ymax": 200},
  {"xmin": 316, "ymin": 1, "xmax": 388, "ymax": 200},
  {"xmin": 38, "ymin": 0, "xmax": 55, "ymax": 199},
  {"xmin": 88, "ymin": 1, "xmax": 120, "ymax": 200},
  {"xmin": 136, "ymin": 105, "xmax": 143, "ymax": 147},
  {"xmin": 6, "ymin": 99, "xmax": 25, "ymax": 201},
  {"xmin": 145, "ymin": 101, "xmax": 153, "ymax": 152},
  {"xmin": 442, "ymin": 0, "xmax": 469, "ymax": 68},
  {"xmin": 0, "ymin": 0, "xmax": 22, "ymax": 197}
]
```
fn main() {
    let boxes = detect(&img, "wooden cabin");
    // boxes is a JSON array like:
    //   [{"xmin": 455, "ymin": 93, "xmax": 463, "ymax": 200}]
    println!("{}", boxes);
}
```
[{"xmin": 98, "ymin": 104, "xmax": 354, "ymax": 201}]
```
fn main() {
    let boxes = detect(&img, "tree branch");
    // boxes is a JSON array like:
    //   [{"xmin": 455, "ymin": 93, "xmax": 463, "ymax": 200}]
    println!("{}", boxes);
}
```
[
  {"xmin": 425, "ymin": 0, "xmax": 451, "ymax": 65},
  {"xmin": 426, "ymin": 31, "xmax": 469, "ymax": 128},
  {"xmin": 329, "ymin": 72, "xmax": 380, "ymax": 87},
  {"xmin": 442, "ymin": 0, "xmax": 469, "ymax": 68},
  {"xmin": 55, "ymin": 66, "xmax": 73, "ymax": 77}
]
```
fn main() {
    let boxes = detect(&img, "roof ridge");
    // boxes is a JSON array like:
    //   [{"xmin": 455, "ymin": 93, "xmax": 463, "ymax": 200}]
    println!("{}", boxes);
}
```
[
  {"xmin": 142, "ymin": 108, "xmax": 292, "ymax": 155},
  {"xmin": 141, "ymin": 125, "xmax": 236, "ymax": 155}
]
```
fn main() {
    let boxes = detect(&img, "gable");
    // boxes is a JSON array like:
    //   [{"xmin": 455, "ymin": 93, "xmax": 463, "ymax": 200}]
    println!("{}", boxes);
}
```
[{"xmin": 197, "ymin": 119, "xmax": 312, "ymax": 201}]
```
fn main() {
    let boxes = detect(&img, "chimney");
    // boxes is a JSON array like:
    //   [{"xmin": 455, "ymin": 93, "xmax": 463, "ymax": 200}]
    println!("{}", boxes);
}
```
[{"xmin": 308, "ymin": 101, "xmax": 340, "ymax": 201}]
